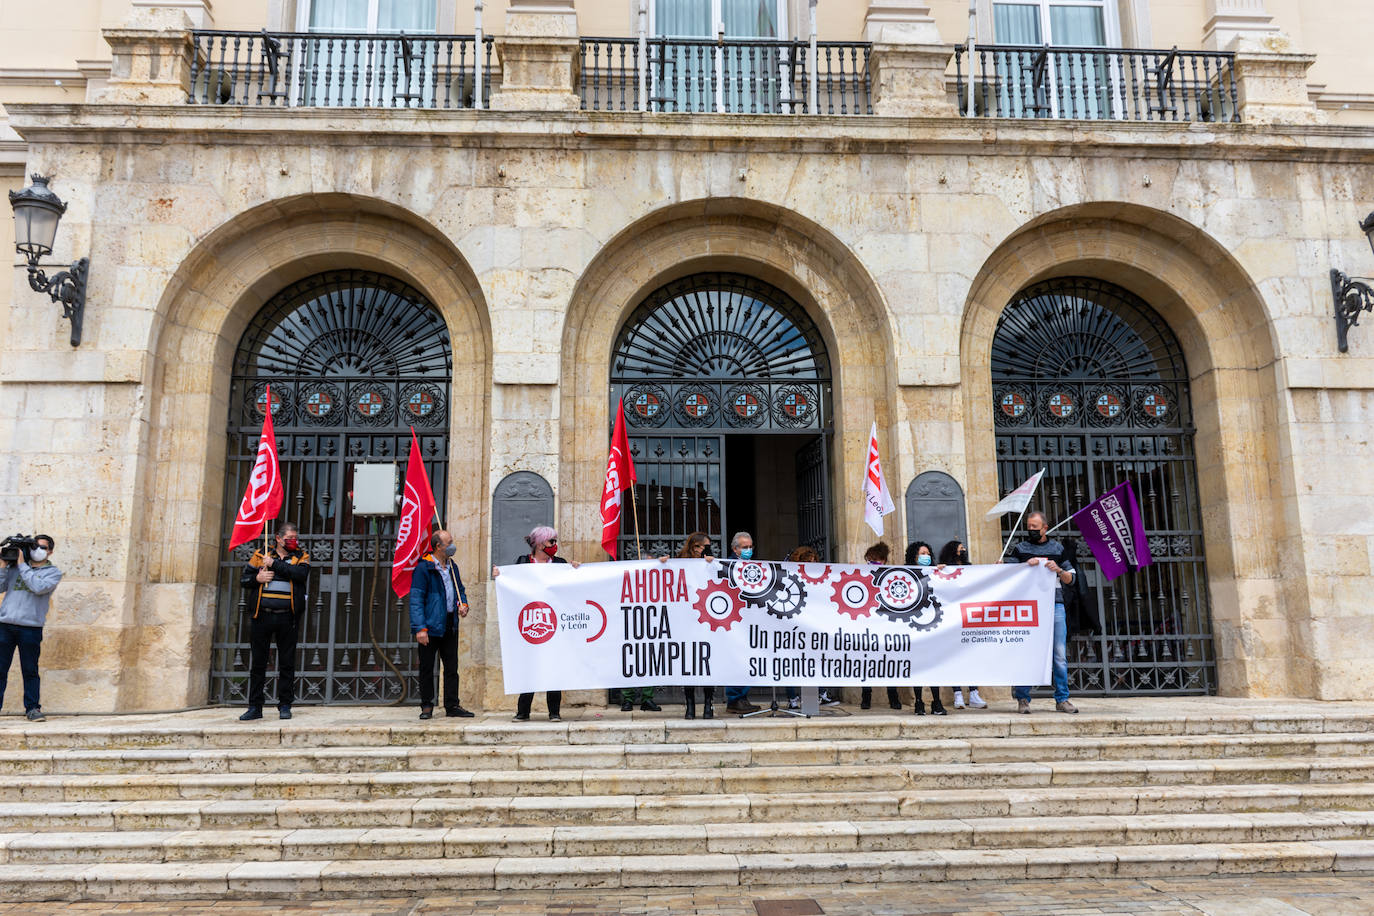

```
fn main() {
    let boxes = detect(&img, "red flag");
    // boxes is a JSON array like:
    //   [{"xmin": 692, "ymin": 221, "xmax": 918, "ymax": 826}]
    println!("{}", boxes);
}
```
[
  {"xmin": 391, "ymin": 428, "xmax": 438, "ymax": 597},
  {"xmin": 229, "ymin": 386, "xmax": 285, "ymax": 549},
  {"xmin": 600, "ymin": 398, "xmax": 637, "ymax": 558}
]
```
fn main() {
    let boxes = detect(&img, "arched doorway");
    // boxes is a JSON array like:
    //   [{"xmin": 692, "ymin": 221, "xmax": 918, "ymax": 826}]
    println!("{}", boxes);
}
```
[
  {"xmin": 610, "ymin": 272, "xmax": 834, "ymax": 561},
  {"xmin": 210, "ymin": 269, "xmax": 452, "ymax": 705},
  {"xmin": 991, "ymin": 277, "xmax": 1216, "ymax": 695}
]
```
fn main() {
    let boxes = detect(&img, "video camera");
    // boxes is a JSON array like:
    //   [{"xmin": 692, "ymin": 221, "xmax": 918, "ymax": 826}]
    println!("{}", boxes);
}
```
[{"xmin": 0, "ymin": 535, "xmax": 40, "ymax": 564}]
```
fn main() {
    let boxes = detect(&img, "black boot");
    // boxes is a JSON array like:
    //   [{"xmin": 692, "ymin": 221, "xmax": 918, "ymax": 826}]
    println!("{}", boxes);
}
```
[
  {"xmin": 888, "ymin": 687, "xmax": 902, "ymax": 710},
  {"xmin": 860, "ymin": 687, "xmax": 872, "ymax": 709},
  {"xmin": 641, "ymin": 699, "xmax": 662, "ymax": 712},
  {"xmin": 684, "ymin": 691, "xmax": 696, "ymax": 720},
  {"xmin": 703, "ymin": 688, "xmax": 715, "ymax": 719},
  {"xmin": 913, "ymin": 701, "xmax": 926, "ymax": 716}
]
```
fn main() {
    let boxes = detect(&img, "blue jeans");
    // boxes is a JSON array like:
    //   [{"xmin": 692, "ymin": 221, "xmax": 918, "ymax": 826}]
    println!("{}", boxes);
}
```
[
  {"xmin": 0, "ymin": 622, "xmax": 43, "ymax": 712},
  {"xmin": 724, "ymin": 686, "xmax": 751, "ymax": 704},
  {"xmin": 1014, "ymin": 602, "xmax": 1069, "ymax": 704}
]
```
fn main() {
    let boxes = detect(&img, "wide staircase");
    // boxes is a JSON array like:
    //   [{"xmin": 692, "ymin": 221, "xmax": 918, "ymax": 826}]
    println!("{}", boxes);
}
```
[{"xmin": 0, "ymin": 700, "xmax": 1371, "ymax": 900}]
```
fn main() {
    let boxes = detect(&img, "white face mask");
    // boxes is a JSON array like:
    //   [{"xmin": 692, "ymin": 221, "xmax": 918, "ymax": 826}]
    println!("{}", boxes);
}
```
[{"xmin": 29, "ymin": 548, "xmax": 48, "ymax": 563}]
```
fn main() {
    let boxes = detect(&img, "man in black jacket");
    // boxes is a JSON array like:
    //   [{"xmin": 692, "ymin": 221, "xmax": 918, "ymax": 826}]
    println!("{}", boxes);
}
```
[
  {"xmin": 1005, "ymin": 511, "xmax": 1078, "ymax": 715},
  {"xmin": 239, "ymin": 522, "xmax": 310, "ymax": 721}
]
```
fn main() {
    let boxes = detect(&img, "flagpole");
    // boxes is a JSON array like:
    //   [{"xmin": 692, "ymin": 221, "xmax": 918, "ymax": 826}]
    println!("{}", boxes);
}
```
[
  {"xmin": 997, "ymin": 503, "xmax": 1030, "ymax": 563},
  {"xmin": 1043, "ymin": 516, "xmax": 1072, "ymax": 536},
  {"xmin": 629, "ymin": 481, "xmax": 642, "ymax": 558}
]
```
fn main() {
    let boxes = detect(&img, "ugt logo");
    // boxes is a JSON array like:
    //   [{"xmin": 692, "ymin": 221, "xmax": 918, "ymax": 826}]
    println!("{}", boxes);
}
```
[{"xmin": 518, "ymin": 602, "xmax": 558, "ymax": 645}]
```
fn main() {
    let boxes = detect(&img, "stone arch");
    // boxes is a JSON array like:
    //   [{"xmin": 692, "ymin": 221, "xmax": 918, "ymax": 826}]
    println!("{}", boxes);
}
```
[
  {"xmin": 960, "ymin": 202, "xmax": 1292, "ymax": 697},
  {"xmin": 130, "ymin": 193, "xmax": 491, "ymax": 709},
  {"xmin": 559, "ymin": 197, "xmax": 895, "ymax": 564}
]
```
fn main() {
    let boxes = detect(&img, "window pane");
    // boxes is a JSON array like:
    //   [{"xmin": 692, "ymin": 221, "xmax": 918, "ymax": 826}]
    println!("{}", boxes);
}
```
[
  {"xmin": 1049, "ymin": 5, "xmax": 1106, "ymax": 46},
  {"xmin": 723, "ymin": 0, "xmax": 778, "ymax": 37},
  {"xmin": 378, "ymin": 0, "xmax": 436, "ymax": 33},
  {"xmin": 309, "ymin": 0, "xmax": 369, "ymax": 31},
  {"xmin": 993, "ymin": 4, "xmax": 1042, "ymax": 44},
  {"xmin": 655, "ymin": 0, "xmax": 711, "ymax": 37}
]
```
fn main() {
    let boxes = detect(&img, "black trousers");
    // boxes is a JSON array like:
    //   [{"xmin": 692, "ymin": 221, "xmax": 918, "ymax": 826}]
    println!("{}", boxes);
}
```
[
  {"xmin": 248, "ymin": 611, "xmax": 297, "ymax": 708},
  {"xmin": 517, "ymin": 691, "xmax": 562, "ymax": 718},
  {"xmin": 861, "ymin": 686, "xmax": 901, "ymax": 706},
  {"xmin": 417, "ymin": 625, "xmax": 459, "ymax": 710}
]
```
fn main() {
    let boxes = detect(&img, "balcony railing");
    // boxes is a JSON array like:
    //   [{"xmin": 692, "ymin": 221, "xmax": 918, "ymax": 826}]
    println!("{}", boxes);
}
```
[
  {"xmin": 188, "ymin": 30, "xmax": 495, "ymax": 108},
  {"xmin": 579, "ymin": 37, "xmax": 871, "ymax": 115},
  {"xmin": 953, "ymin": 44, "xmax": 1239, "ymax": 123}
]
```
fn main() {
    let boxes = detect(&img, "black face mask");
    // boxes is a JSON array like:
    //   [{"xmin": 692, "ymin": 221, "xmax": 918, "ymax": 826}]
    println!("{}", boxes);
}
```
[{"xmin": 1027, "ymin": 528, "xmax": 1046, "ymax": 543}]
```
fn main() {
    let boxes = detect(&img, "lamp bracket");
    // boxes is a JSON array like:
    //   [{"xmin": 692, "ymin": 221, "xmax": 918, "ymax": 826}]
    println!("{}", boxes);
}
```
[{"xmin": 24, "ymin": 252, "xmax": 87, "ymax": 347}]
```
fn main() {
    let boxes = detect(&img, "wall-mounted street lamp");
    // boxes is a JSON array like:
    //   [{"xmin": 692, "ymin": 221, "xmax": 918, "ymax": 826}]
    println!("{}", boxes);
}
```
[
  {"xmin": 9, "ymin": 175, "xmax": 88, "ymax": 347},
  {"xmin": 1332, "ymin": 212, "xmax": 1374, "ymax": 353}
]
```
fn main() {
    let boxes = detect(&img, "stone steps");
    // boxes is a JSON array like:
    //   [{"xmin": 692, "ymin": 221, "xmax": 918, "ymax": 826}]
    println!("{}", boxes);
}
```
[
  {"xmin": 2, "ymin": 706, "xmax": 1371, "ymax": 899},
  {"xmin": 0, "ymin": 783, "xmax": 1370, "ymax": 833},
  {"xmin": 2, "ymin": 811, "xmax": 1374, "ymax": 866},
  {"xmin": 2, "ymin": 761, "xmax": 1372, "ymax": 806},
  {"xmin": 2, "ymin": 714, "xmax": 1369, "ymax": 751},
  {"xmin": 0, "ymin": 841, "xmax": 1371, "ymax": 900},
  {"xmin": 2, "ymin": 732, "xmax": 1370, "ymax": 777}
]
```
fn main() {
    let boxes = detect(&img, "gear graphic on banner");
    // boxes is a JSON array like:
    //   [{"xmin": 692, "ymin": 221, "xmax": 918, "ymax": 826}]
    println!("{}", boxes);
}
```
[
  {"xmin": 692, "ymin": 580, "xmax": 746, "ymax": 631},
  {"xmin": 830, "ymin": 569, "xmax": 879, "ymax": 619},
  {"xmin": 872, "ymin": 567, "xmax": 943, "ymax": 631},
  {"xmin": 763, "ymin": 571, "xmax": 806, "ymax": 619},
  {"xmin": 796, "ymin": 563, "xmax": 832, "ymax": 585}
]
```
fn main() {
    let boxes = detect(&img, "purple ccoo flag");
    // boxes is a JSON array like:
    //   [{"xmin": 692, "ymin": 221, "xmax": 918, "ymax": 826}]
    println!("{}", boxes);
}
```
[{"xmin": 1070, "ymin": 480, "xmax": 1153, "ymax": 582}]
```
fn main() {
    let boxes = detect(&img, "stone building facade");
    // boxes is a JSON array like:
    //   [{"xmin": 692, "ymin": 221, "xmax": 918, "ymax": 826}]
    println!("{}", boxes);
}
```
[{"xmin": 2, "ymin": 0, "xmax": 1372, "ymax": 712}]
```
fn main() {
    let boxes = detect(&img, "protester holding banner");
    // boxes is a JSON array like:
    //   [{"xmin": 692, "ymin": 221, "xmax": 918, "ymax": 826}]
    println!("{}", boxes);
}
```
[
  {"xmin": 902, "ymin": 542, "xmax": 947, "ymax": 716},
  {"xmin": 1006, "ymin": 511, "xmax": 1078, "ymax": 714},
  {"xmin": 239, "ymin": 522, "xmax": 309, "ymax": 721},
  {"xmin": 409, "ymin": 530, "xmax": 473, "ymax": 720},
  {"xmin": 938, "ymin": 539, "xmax": 988, "ymax": 710},
  {"xmin": 510, "ymin": 526, "xmax": 571, "ymax": 721},
  {"xmin": 859, "ymin": 541, "xmax": 901, "ymax": 711},
  {"xmin": 722, "ymin": 531, "xmax": 762, "ymax": 715}
]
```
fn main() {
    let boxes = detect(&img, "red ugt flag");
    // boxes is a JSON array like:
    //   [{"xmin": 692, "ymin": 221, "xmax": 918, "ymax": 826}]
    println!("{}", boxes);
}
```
[
  {"xmin": 229, "ymin": 386, "xmax": 285, "ymax": 549},
  {"xmin": 600, "ymin": 398, "xmax": 637, "ymax": 558},
  {"xmin": 391, "ymin": 428, "xmax": 439, "ymax": 597}
]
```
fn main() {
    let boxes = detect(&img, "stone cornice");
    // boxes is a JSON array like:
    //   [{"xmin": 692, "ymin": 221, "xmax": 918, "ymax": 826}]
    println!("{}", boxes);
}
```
[{"xmin": 6, "ymin": 102, "xmax": 1374, "ymax": 163}]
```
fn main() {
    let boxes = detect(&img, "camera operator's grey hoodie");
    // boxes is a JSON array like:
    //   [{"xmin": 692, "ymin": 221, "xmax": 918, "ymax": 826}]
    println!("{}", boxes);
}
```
[{"xmin": 0, "ymin": 560, "xmax": 63, "ymax": 628}]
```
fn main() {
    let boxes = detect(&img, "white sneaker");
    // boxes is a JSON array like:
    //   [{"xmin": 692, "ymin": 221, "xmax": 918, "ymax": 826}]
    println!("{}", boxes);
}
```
[
  {"xmin": 819, "ymin": 691, "xmax": 840, "ymax": 707},
  {"xmin": 788, "ymin": 696, "xmax": 801, "ymax": 710},
  {"xmin": 953, "ymin": 690, "xmax": 966, "ymax": 709},
  {"xmin": 969, "ymin": 689, "xmax": 988, "ymax": 709}
]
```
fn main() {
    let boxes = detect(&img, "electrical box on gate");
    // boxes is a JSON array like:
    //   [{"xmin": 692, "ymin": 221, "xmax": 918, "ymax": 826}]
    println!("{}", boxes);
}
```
[{"xmin": 351, "ymin": 463, "xmax": 399, "ymax": 516}]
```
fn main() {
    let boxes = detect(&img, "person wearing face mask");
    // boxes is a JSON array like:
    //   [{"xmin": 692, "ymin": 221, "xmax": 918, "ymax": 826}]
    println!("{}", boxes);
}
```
[
  {"xmin": 410, "ymin": 529, "xmax": 474, "ymax": 720},
  {"xmin": 1005, "ymin": 510, "xmax": 1078, "ymax": 714},
  {"xmin": 722, "ymin": 531, "xmax": 761, "ymax": 714},
  {"xmin": 858, "ymin": 542, "xmax": 901, "ymax": 711},
  {"xmin": 938, "ymin": 540, "xmax": 987, "ymax": 710},
  {"xmin": 903, "ymin": 541, "xmax": 947, "ymax": 716},
  {"xmin": 0, "ymin": 534, "xmax": 62, "ymax": 722},
  {"xmin": 239, "ymin": 523, "xmax": 310, "ymax": 721},
  {"xmin": 510, "ymin": 525, "xmax": 574, "ymax": 721}
]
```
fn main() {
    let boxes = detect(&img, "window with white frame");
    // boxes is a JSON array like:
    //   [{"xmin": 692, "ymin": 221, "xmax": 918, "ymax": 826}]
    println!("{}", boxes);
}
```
[
  {"xmin": 992, "ymin": 1, "xmax": 1119, "ymax": 47},
  {"xmin": 297, "ymin": 0, "xmax": 437, "ymax": 34},
  {"xmin": 650, "ymin": 0, "xmax": 791, "ymax": 112}
]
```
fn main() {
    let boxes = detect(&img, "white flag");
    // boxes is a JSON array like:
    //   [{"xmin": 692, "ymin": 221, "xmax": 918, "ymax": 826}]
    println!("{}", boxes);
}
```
[
  {"xmin": 862, "ymin": 422, "xmax": 896, "ymax": 536},
  {"xmin": 985, "ymin": 468, "xmax": 1045, "ymax": 519}
]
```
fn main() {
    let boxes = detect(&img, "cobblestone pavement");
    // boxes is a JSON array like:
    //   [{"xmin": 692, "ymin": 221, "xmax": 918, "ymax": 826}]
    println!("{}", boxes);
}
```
[{"xmin": 3, "ymin": 875, "xmax": 1373, "ymax": 915}]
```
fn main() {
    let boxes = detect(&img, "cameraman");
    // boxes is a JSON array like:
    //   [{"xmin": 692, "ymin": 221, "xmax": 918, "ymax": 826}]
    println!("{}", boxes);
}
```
[
  {"xmin": 238, "ymin": 523, "xmax": 309, "ymax": 722},
  {"xmin": 0, "ymin": 535, "xmax": 62, "ymax": 722}
]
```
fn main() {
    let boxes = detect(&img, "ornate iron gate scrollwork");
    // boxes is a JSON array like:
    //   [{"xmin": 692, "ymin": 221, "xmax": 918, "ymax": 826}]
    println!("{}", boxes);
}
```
[
  {"xmin": 610, "ymin": 273, "xmax": 834, "ymax": 562},
  {"xmin": 992, "ymin": 277, "xmax": 1216, "ymax": 695},
  {"xmin": 212, "ymin": 270, "xmax": 452, "ymax": 705}
]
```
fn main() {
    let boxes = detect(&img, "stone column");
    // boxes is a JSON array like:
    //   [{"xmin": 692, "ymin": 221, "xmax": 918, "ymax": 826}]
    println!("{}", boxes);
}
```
[
  {"xmin": 489, "ymin": 0, "xmax": 581, "ymax": 112},
  {"xmin": 1202, "ymin": 0, "xmax": 1280, "ymax": 52},
  {"xmin": 96, "ymin": 7, "xmax": 196, "ymax": 105},
  {"xmin": 864, "ymin": 1, "xmax": 956, "ymax": 117},
  {"xmin": 1230, "ymin": 35, "xmax": 1324, "ymax": 125}
]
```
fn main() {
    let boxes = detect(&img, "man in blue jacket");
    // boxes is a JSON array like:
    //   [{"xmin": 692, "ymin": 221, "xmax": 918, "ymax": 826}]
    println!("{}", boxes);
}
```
[
  {"xmin": 409, "ymin": 529, "xmax": 474, "ymax": 719},
  {"xmin": 0, "ymin": 534, "xmax": 63, "ymax": 722}
]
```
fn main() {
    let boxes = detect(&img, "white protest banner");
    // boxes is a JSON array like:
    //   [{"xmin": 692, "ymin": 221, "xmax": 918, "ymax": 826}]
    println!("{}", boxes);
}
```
[{"xmin": 495, "ymin": 559, "xmax": 1055, "ymax": 694}]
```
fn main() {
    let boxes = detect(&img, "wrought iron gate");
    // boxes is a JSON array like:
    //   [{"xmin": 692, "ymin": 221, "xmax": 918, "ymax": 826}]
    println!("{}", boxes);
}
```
[
  {"xmin": 211, "ymin": 270, "xmax": 452, "ymax": 705},
  {"xmin": 991, "ymin": 277, "xmax": 1216, "ymax": 695}
]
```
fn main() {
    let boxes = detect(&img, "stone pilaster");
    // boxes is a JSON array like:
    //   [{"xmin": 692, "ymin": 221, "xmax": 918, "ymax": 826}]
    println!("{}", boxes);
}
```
[
  {"xmin": 131, "ymin": 0, "xmax": 214, "ymax": 30},
  {"xmin": 1231, "ymin": 38, "xmax": 1324, "ymax": 125},
  {"xmin": 96, "ymin": 7, "xmax": 195, "ymax": 105},
  {"xmin": 489, "ymin": 0, "xmax": 580, "ymax": 112},
  {"xmin": 864, "ymin": 1, "xmax": 955, "ymax": 117},
  {"xmin": 1203, "ymin": 0, "xmax": 1280, "ymax": 52}
]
